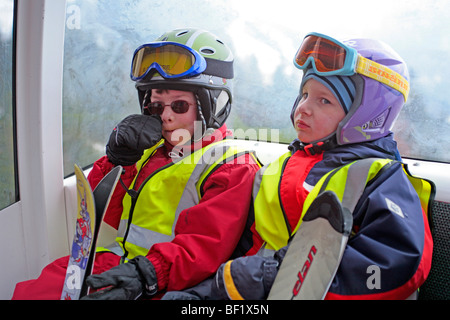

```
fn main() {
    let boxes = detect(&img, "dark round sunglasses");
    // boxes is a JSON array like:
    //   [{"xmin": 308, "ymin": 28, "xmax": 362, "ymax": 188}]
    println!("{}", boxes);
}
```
[{"xmin": 144, "ymin": 100, "xmax": 192, "ymax": 115}]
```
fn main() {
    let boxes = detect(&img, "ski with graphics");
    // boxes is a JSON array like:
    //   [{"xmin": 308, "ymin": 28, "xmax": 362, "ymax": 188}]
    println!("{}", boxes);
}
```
[{"xmin": 61, "ymin": 164, "xmax": 122, "ymax": 300}]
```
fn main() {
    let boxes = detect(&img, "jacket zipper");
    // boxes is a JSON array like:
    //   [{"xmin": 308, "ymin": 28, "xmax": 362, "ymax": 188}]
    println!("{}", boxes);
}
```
[{"xmin": 120, "ymin": 149, "xmax": 175, "ymax": 262}]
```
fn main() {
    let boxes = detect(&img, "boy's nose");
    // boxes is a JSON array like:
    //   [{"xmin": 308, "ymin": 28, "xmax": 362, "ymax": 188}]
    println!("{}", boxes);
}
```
[
  {"xmin": 295, "ymin": 100, "xmax": 312, "ymax": 117},
  {"xmin": 160, "ymin": 105, "xmax": 174, "ymax": 122}
]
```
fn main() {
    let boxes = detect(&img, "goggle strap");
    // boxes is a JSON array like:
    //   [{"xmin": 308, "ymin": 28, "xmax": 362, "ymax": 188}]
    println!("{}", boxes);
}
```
[
  {"xmin": 204, "ymin": 57, "xmax": 234, "ymax": 79},
  {"xmin": 356, "ymin": 55, "xmax": 409, "ymax": 102}
]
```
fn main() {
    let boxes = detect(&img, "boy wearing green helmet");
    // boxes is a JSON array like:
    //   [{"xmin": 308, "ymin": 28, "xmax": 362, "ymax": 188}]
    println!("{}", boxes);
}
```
[{"xmin": 12, "ymin": 28, "xmax": 260, "ymax": 300}]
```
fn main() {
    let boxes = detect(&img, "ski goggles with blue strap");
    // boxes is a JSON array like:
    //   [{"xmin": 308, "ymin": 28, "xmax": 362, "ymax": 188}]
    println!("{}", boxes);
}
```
[
  {"xmin": 130, "ymin": 42, "xmax": 207, "ymax": 81},
  {"xmin": 294, "ymin": 32, "xmax": 409, "ymax": 101}
]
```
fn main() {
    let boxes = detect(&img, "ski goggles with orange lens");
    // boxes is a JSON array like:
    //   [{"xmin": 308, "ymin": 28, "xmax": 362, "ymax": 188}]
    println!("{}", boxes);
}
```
[
  {"xmin": 130, "ymin": 42, "xmax": 207, "ymax": 81},
  {"xmin": 294, "ymin": 32, "xmax": 409, "ymax": 101}
]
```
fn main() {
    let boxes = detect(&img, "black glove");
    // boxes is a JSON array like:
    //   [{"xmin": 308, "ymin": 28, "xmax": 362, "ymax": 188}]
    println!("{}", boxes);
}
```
[
  {"xmin": 106, "ymin": 114, "xmax": 162, "ymax": 166},
  {"xmin": 82, "ymin": 256, "xmax": 158, "ymax": 300}
]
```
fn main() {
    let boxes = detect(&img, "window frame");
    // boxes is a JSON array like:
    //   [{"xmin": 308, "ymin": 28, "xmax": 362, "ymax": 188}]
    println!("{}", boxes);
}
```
[{"xmin": 0, "ymin": 0, "xmax": 19, "ymax": 209}]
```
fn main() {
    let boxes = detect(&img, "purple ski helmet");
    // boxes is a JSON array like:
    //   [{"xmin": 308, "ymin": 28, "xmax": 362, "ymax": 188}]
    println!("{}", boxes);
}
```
[
  {"xmin": 337, "ymin": 38, "xmax": 409, "ymax": 145},
  {"xmin": 292, "ymin": 33, "xmax": 409, "ymax": 147}
]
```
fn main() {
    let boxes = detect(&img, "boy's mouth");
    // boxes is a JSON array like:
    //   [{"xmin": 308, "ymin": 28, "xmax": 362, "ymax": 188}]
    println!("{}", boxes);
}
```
[{"xmin": 296, "ymin": 120, "xmax": 310, "ymax": 129}]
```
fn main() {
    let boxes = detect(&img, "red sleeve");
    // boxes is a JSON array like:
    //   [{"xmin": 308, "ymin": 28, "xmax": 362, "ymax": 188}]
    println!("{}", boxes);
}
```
[
  {"xmin": 87, "ymin": 156, "xmax": 137, "ymax": 229},
  {"xmin": 146, "ymin": 153, "xmax": 260, "ymax": 292}
]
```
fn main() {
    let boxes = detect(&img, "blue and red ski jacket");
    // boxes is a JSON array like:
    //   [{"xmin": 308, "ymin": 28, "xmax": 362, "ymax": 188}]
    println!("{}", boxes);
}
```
[{"xmin": 163, "ymin": 134, "xmax": 433, "ymax": 300}]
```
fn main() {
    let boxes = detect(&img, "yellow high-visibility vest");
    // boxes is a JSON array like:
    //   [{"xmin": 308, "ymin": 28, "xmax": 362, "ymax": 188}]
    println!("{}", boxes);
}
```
[
  {"xmin": 101, "ymin": 140, "xmax": 257, "ymax": 260},
  {"xmin": 253, "ymin": 155, "xmax": 434, "ymax": 255}
]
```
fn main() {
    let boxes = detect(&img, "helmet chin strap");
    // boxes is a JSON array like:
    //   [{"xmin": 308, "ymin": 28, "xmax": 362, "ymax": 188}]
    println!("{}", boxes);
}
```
[
  {"xmin": 193, "ymin": 95, "xmax": 207, "ymax": 142},
  {"xmin": 192, "ymin": 90, "xmax": 229, "ymax": 142},
  {"xmin": 289, "ymin": 134, "xmax": 339, "ymax": 156}
]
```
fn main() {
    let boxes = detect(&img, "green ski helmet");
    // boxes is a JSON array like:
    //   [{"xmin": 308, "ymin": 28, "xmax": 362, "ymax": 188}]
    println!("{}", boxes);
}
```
[{"xmin": 131, "ymin": 28, "xmax": 234, "ymax": 136}]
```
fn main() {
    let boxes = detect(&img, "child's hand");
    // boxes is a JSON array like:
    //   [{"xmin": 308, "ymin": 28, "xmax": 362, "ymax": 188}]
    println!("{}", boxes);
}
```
[{"xmin": 106, "ymin": 114, "xmax": 162, "ymax": 166}]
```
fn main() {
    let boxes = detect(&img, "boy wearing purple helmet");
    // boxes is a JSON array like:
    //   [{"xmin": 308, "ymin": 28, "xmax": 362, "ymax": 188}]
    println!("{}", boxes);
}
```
[{"xmin": 163, "ymin": 32, "xmax": 434, "ymax": 300}]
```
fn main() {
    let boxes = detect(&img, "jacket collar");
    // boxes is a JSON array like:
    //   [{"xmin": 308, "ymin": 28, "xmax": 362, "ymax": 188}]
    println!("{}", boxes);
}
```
[
  {"xmin": 289, "ymin": 133, "xmax": 399, "ymax": 160},
  {"xmin": 288, "ymin": 135, "xmax": 338, "ymax": 156},
  {"xmin": 163, "ymin": 125, "xmax": 230, "ymax": 159}
]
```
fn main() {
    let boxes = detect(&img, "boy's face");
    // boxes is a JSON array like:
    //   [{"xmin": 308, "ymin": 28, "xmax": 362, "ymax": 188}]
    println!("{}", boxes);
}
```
[
  {"xmin": 293, "ymin": 78, "xmax": 346, "ymax": 144},
  {"xmin": 151, "ymin": 89, "xmax": 198, "ymax": 146}
]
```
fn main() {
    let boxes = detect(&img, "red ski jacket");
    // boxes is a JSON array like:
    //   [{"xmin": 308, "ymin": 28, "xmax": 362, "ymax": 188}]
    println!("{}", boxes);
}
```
[{"xmin": 87, "ymin": 125, "xmax": 261, "ymax": 295}]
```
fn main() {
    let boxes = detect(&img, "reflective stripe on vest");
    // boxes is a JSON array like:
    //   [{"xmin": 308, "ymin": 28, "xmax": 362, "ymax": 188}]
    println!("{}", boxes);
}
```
[
  {"xmin": 402, "ymin": 165, "xmax": 435, "ymax": 226},
  {"xmin": 101, "ymin": 140, "xmax": 255, "ymax": 260},
  {"xmin": 252, "ymin": 151, "xmax": 291, "ymax": 254},
  {"xmin": 253, "ymin": 157, "xmax": 407, "ymax": 255}
]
